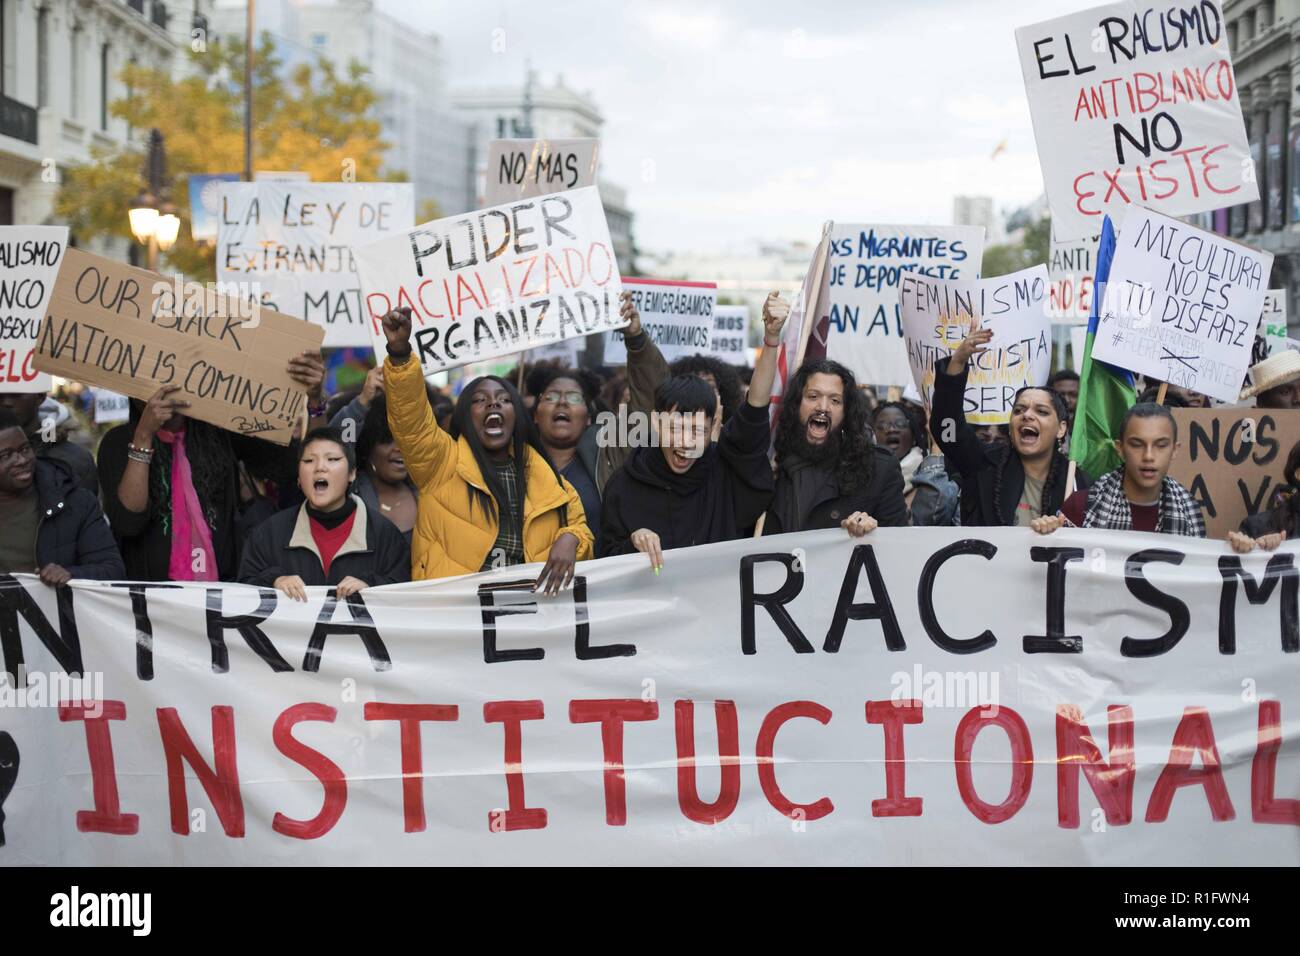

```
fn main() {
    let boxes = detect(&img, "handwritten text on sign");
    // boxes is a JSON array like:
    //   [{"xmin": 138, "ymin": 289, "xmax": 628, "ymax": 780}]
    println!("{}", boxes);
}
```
[
  {"xmin": 217, "ymin": 182, "xmax": 414, "ymax": 349},
  {"xmin": 1049, "ymin": 229, "xmax": 1100, "ymax": 324},
  {"xmin": 1090, "ymin": 207, "xmax": 1271, "ymax": 403},
  {"xmin": 710, "ymin": 305, "xmax": 750, "ymax": 365},
  {"xmin": 828, "ymin": 224, "xmax": 984, "ymax": 387},
  {"xmin": 483, "ymin": 138, "xmax": 599, "ymax": 206},
  {"xmin": 901, "ymin": 265, "xmax": 1053, "ymax": 424},
  {"xmin": 0, "ymin": 226, "xmax": 68, "ymax": 393},
  {"xmin": 1017, "ymin": 1, "xmax": 1254, "ymax": 241},
  {"xmin": 33, "ymin": 249, "xmax": 324, "ymax": 445},
  {"xmin": 355, "ymin": 186, "xmax": 624, "ymax": 373},
  {"xmin": 0, "ymin": 527, "xmax": 1296, "ymax": 865}
]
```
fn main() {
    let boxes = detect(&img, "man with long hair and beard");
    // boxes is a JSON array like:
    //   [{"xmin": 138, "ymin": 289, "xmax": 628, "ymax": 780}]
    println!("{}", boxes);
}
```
[{"xmin": 763, "ymin": 359, "xmax": 908, "ymax": 537}]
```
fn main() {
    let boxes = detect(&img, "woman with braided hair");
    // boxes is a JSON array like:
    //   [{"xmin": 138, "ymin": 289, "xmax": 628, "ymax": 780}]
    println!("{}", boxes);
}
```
[{"xmin": 931, "ymin": 321, "xmax": 1080, "ymax": 527}]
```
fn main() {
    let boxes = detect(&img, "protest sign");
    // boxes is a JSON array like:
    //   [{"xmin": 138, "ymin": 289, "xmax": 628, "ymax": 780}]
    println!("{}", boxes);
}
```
[
  {"xmin": 93, "ymin": 388, "xmax": 130, "ymax": 424},
  {"xmin": 1090, "ymin": 207, "xmax": 1271, "ymax": 403},
  {"xmin": 526, "ymin": 336, "xmax": 582, "ymax": 367},
  {"xmin": 710, "ymin": 305, "xmax": 750, "ymax": 365},
  {"xmin": 1260, "ymin": 289, "xmax": 1287, "ymax": 355},
  {"xmin": 604, "ymin": 278, "xmax": 715, "ymax": 365},
  {"xmin": 1017, "ymin": 1, "xmax": 1255, "ymax": 241},
  {"xmin": 1048, "ymin": 230, "xmax": 1100, "ymax": 323},
  {"xmin": 33, "ymin": 248, "xmax": 324, "ymax": 445},
  {"xmin": 828, "ymin": 224, "xmax": 985, "ymax": 385},
  {"xmin": 1, "ymin": 526, "xmax": 1296, "ymax": 866},
  {"xmin": 355, "ymin": 186, "xmax": 624, "ymax": 374},
  {"xmin": 1168, "ymin": 407, "xmax": 1300, "ymax": 538},
  {"xmin": 217, "ymin": 181, "xmax": 415, "ymax": 348},
  {"xmin": 900, "ymin": 264, "xmax": 1053, "ymax": 424},
  {"xmin": 0, "ymin": 226, "xmax": 68, "ymax": 392},
  {"xmin": 484, "ymin": 139, "xmax": 599, "ymax": 206}
]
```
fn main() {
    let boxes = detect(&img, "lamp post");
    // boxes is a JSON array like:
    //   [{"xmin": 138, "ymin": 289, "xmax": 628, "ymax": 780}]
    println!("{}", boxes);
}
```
[{"xmin": 128, "ymin": 129, "xmax": 179, "ymax": 271}]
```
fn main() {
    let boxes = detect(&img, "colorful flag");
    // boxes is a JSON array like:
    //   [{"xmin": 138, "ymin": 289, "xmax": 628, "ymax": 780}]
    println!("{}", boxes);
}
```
[
  {"xmin": 1069, "ymin": 215, "xmax": 1136, "ymax": 482},
  {"xmin": 769, "ymin": 222, "xmax": 833, "ymax": 434}
]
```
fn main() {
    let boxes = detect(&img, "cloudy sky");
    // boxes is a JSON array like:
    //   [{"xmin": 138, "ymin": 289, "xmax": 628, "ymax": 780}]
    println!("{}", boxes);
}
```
[{"xmin": 380, "ymin": 0, "xmax": 1092, "ymax": 253}]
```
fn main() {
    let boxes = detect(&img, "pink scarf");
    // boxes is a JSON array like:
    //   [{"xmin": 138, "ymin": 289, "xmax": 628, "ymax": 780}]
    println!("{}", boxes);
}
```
[{"xmin": 156, "ymin": 427, "xmax": 219, "ymax": 582}]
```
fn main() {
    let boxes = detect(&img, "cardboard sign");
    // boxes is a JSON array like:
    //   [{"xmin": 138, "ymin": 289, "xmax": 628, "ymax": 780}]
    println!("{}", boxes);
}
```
[
  {"xmin": 604, "ymin": 278, "xmax": 715, "ymax": 365},
  {"xmin": 900, "ymin": 264, "xmax": 1053, "ymax": 425},
  {"xmin": 1017, "ymin": 1, "xmax": 1255, "ymax": 241},
  {"xmin": 828, "ymin": 224, "xmax": 985, "ymax": 385},
  {"xmin": 33, "ymin": 248, "xmax": 324, "ymax": 445},
  {"xmin": 1167, "ymin": 407, "xmax": 1300, "ymax": 538},
  {"xmin": 355, "ymin": 186, "xmax": 624, "ymax": 373},
  {"xmin": 4, "ymin": 528, "xmax": 1298, "ymax": 865},
  {"xmin": 217, "ymin": 181, "xmax": 415, "ymax": 348},
  {"xmin": 0, "ymin": 225, "xmax": 68, "ymax": 392},
  {"xmin": 93, "ymin": 388, "xmax": 130, "ymax": 424},
  {"xmin": 1048, "ymin": 230, "xmax": 1100, "ymax": 324},
  {"xmin": 1260, "ymin": 289, "xmax": 1287, "ymax": 355},
  {"xmin": 484, "ymin": 139, "xmax": 599, "ymax": 206},
  {"xmin": 709, "ymin": 305, "xmax": 750, "ymax": 365},
  {"xmin": 1090, "ymin": 207, "xmax": 1272, "ymax": 403}
]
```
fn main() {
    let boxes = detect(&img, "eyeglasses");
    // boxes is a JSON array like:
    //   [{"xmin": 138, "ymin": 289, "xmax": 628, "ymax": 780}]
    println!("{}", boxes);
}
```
[
  {"xmin": 0, "ymin": 443, "xmax": 35, "ymax": 467},
  {"xmin": 541, "ymin": 390, "xmax": 585, "ymax": 407},
  {"xmin": 873, "ymin": 421, "xmax": 907, "ymax": 434}
]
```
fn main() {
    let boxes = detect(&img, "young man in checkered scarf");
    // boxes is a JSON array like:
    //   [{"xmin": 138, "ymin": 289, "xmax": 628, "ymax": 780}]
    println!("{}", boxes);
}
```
[{"xmin": 1031, "ymin": 403, "xmax": 1204, "ymax": 537}]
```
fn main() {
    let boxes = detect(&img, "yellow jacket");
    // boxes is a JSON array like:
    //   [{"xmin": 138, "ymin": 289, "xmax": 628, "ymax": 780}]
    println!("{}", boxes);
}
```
[{"xmin": 384, "ymin": 355, "xmax": 594, "ymax": 580}]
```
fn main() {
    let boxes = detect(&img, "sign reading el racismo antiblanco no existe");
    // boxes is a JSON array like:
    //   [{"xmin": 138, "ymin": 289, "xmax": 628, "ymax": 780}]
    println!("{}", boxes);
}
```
[
  {"xmin": 1090, "ymin": 206, "xmax": 1272, "ymax": 403},
  {"xmin": 217, "ymin": 182, "xmax": 414, "ymax": 349},
  {"xmin": 0, "ymin": 226, "xmax": 68, "ymax": 393},
  {"xmin": 354, "ymin": 186, "xmax": 625, "ymax": 373},
  {"xmin": 1016, "ymin": 1, "xmax": 1255, "ymax": 242},
  {"xmin": 900, "ymin": 264, "xmax": 1053, "ymax": 425},
  {"xmin": 828, "ymin": 224, "xmax": 985, "ymax": 387},
  {"xmin": 0, "ymin": 527, "xmax": 1296, "ymax": 865}
]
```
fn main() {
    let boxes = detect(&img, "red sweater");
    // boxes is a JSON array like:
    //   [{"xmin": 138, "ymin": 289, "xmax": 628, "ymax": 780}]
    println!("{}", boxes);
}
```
[{"xmin": 309, "ymin": 511, "xmax": 357, "ymax": 576}]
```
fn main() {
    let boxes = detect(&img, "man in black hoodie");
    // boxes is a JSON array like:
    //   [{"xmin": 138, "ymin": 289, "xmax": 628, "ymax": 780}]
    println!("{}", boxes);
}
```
[
  {"xmin": 600, "ymin": 292, "xmax": 789, "ymax": 568},
  {"xmin": 0, "ymin": 409, "xmax": 124, "ymax": 584}
]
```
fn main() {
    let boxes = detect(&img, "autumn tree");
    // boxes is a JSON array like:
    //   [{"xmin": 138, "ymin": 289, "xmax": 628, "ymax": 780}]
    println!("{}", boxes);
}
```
[{"xmin": 56, "ymin": 33, "xmax": 401, "ymax": 280}]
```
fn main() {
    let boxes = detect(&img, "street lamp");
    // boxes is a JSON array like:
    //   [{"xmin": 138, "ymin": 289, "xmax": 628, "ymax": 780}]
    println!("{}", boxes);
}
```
[{"xmin": 128, "ymin": 130, "xmax": 178, "ymax": 271}]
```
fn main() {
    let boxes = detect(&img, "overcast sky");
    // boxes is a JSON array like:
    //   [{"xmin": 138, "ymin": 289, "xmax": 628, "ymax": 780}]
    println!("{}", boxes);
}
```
[{"xmin": 380, "ymin": 0, "xmax": 1092, "ymax": 253}]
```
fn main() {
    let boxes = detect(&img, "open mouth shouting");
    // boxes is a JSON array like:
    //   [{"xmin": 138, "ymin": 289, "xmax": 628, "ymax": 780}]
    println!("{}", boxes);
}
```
[
  {"xmin": 1015, "ymin": 421, "xmax": 1042, "ymax": 451},
  {"xmin": 483, "ymin": 411, "xmax": 506, "ymax": 440},
  {"xmin": 806, "ymin": 411, "xmax": 832, "ymax": 444}
]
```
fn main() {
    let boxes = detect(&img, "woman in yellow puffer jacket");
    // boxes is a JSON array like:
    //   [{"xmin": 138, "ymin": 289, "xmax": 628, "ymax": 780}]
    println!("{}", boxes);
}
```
[{"xmin": 380, "ymin": 307, "xmax": 593, "ymax": 590}]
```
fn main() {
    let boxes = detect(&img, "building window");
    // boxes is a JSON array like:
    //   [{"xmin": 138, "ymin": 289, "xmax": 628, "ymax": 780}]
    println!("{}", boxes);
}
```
[
  {"xmin": 37, "ymin": 7, "xmax": 49, "ymax": 107},
  {"xmin": 1261, "ymin": 2, "xmax": 1275, "ymax": 30},
  {"xmin": 312, "ymin": 33, "xmax": 328, "ymax": 49},
  {"xmin": 1244, "ymin": 11, "xmax": 1257, "ymax": 42},
  {"xmin": 70, "ymin": 24, "xmax": 82, "ymax": 119},
  {"xmin": 100, "ymin": 43, "xmax": 110, "ymax": 131},
  {"xmin": 1228, "ymin": 21, "xmax": 1238, "ymax": 53}
]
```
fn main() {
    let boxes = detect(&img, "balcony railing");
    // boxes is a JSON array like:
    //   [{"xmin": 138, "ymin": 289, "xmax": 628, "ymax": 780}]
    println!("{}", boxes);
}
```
[{"xmin": 0, "ymin": 93, "xmax": 38, "ymax": 145}]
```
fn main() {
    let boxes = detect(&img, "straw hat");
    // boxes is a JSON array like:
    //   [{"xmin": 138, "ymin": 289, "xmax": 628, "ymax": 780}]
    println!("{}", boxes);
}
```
[{"xmin": 1241, "ymin": 349, "xmax": 1300, "ymax": 399}]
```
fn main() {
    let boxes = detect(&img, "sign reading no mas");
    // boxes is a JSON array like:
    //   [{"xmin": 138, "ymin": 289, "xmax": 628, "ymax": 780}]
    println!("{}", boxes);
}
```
[{"xmin": 484, "ymin": 139, "xmax": 599, "ymax": 206}]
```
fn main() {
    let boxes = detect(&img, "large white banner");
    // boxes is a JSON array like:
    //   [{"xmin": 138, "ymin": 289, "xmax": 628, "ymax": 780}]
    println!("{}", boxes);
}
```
[
  {"xmin": 900, "ymin": 265, "xmax": 1053, "ymax": 425},
  {"xmin": 1091, "ymin": 207, "xmax": 1272, "ymax": 403},
  {"xmin": 216, "ymin": 182, "xmax": 415, "ymax": 348},
  {"xmin": 1, "ymin": 528, "xmax": 1296, "ymax": 866},
  {"xmin": 0, "ymin": 226, "xmax": 67, "ymax": 393},
  {"xmin": 356, "ymin": 186, "xmax": 624, "ymax": 373},
  {"xmin": 1017, "ymin": 1, "xmax": 1254, "ymax": 241},
  {"xmin": 604, "ymin": 278, "xmax": 715, "ymax": 365},
  {"xmin": 828, "ymin": 224, "xmax": 984, "ymax": 386}
]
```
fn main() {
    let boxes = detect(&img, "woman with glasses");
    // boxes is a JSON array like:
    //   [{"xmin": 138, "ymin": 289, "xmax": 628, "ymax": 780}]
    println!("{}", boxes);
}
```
[
  {"xmin": 532, "ymin": 367, "xmax": 605, "ymax": 548},
  {"xmin": 869, "ymin": 401, "xmax": 960, "ymax": 526}
]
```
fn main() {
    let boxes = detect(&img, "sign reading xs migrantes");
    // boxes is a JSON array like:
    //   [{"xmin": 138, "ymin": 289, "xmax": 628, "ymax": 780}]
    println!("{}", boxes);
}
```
[
  {"xmin": 33, "ymin": 248, "xmax": 324, "ymax": 445},
  {"xmin": 484, "ymin": 138, "xmax": 599, "ymax": 206},
  {"xmin": 1, "ymin": 528, "xmax": 1296, "ymax": 866},
  {"xmin": 604, "ymin": 277, "xmax": 716, "ymax": 364},
  {"xmin": 828, "ymin": 224, "xmax": 985, "ymax": 386},
  {"xmin": 217, "ymin": 181, "xmax": 414, "ymax": 348},
  {"xmin": 1091, "ymin": 207, "xmax": 1271, "ymax": 403},
  {"xmin": 355, "ymin": 186, "xmax": 625, "ymax": 373},
  {"xmin": 0, "ymin": 225, "xmax": 68, "ymax": 392},
  {"xmin": 900, "ymin": 265, "xmax": 1053, "ymax": 425},
  {"xmin": 1017, "ymin": 1, "xmax": 1254, "ymax": 241}
]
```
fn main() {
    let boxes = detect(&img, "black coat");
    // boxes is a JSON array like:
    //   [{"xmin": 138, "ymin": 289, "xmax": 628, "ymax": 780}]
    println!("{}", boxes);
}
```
[
  {"xmin": 239, "ymin": 496, "xmax": 410, "ymax": 588},
  {"xmin": 600, "ymin": 401, "xmax": 774, "ymax": 556},
  {"xmin": 763, "ymin": 446, "xmax": 908, "ymax": 535},
  {"xmin": 29, "ymin": 459, "xmax": 125, "ymax": 580},
  {"xmin": 930, "ymin": 365, "xmax": 1081, "ymax": 527}
]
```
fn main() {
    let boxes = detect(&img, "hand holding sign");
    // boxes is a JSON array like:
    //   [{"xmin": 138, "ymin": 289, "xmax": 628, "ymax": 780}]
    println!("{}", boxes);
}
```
[
  {"xmin": 286, "ymin": 350, "xmax": 326, "ymax": 402},
  {"xmin": 762, "ymin": 292, "xmax": 791, "ymax": 345},
  {"xmin": 381, "ymin": 307, "xmax": 413, "ymax": 361},
  {"xmin": 619, "ymin": 291, "xmax": 642, "ymax": 339},
  {"xmin": 135, "ymin": 385, "xmax": 190, "ymax": 443},
  {"xmin": 946, "ymin": 322, "xmax": 993, "ymax": 375}
]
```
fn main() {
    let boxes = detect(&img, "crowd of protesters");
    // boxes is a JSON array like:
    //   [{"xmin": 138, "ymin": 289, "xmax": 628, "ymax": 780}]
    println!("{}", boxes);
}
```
[{"xmin": 0, "ymin": 288, "xmax": 1297, "ymax": 593}]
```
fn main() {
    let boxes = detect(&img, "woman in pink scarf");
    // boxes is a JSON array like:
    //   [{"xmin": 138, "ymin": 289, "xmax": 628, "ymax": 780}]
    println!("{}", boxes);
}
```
[{"xmin": 98, "ymin": 351, "xmax": 328, "ymax": 582}]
